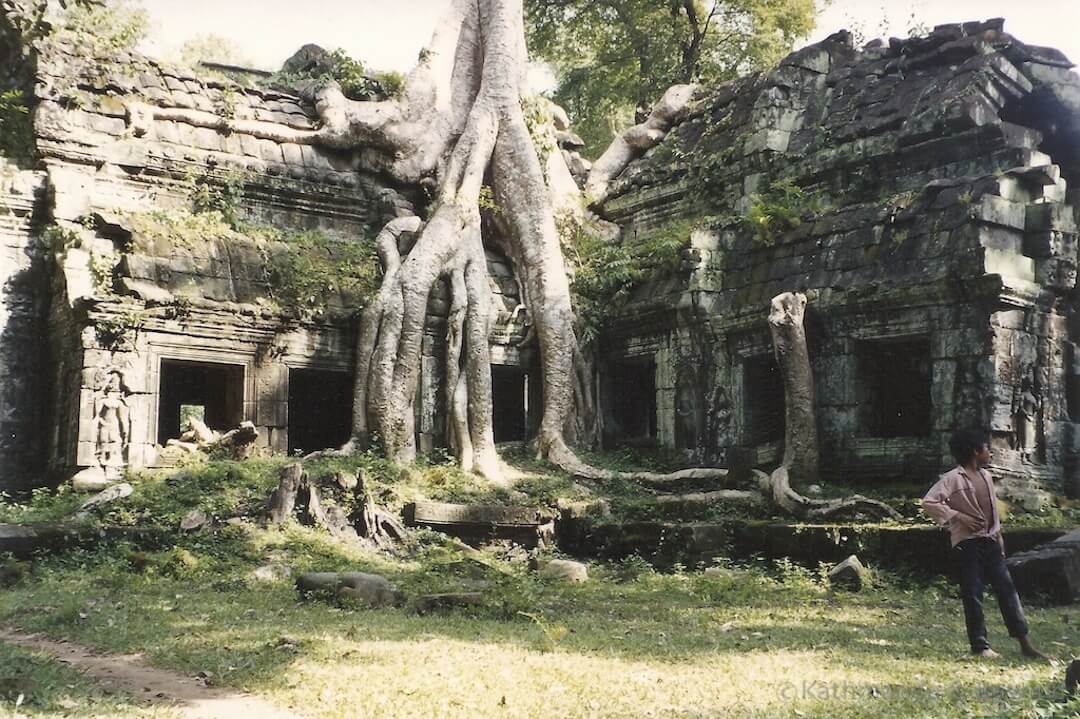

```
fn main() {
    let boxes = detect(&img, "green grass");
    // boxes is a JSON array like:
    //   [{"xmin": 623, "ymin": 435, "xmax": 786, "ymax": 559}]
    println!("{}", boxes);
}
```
[
  {"xmin": 0, "ymin": 640, "xmax": 180, "ymax": 718},
  {"xmin": 5, "ymin": 445, "xmax": 1077, "ymax": 529},
  {"xmin": 3, "ymin": 452, "xmax": 1080, "ymax": 717},
  {"xmin": 2, "ymin": 520, "xmax": 1080, "ymax": 719}
]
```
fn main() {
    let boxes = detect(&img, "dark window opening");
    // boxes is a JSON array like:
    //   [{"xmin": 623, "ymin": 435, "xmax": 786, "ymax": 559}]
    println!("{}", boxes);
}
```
[
  {"xmin": 744, "ymin": 355, "xmax": 785, "ymax": 444},
  {"xmin": 857, "ymin": 338, "xmax": 931, "ymax": 437},
  {"xmin": 158, "ymin": 360, "xmax": 244, "ymax": 443},
  {"xmin": 605, "ymin": 359, "xmax": 657, "ymax": 444},
  {"xmin": 491, "ymin": 366, "xmax": 527, "ymax": 443},
  {"xmin": 288, "ymin": 369, "xmax": 353, "ymax": 455}
]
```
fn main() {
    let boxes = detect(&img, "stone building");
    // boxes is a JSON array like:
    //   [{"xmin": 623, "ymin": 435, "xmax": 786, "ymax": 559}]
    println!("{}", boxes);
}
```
[
  {"xmin": 1, "ymin": 17, "xmax": 1079, "ymax": 502},
  {"xmin": 0, "ymin": 29, "xmax": 534, "ymax": 492},
  {"xmin": 593, "ymin": 21, "xmax": 1080, "ymax": 499}
]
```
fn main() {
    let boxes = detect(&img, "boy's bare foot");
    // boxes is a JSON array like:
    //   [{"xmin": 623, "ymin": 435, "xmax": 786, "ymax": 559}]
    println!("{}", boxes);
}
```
[
  {"xmin": 972, "ymin": 648, "xmax": 1000, "ymax": 658},
  {"xmin": 1018, "ymin": 635, "xmax": 1047, "ymax": 660}
]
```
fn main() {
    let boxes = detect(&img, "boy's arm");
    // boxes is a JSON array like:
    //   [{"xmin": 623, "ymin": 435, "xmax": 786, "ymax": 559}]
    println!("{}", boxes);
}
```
[{"xmin": 921, "ymin": 478, "xmax": 958, "ymax": 526}]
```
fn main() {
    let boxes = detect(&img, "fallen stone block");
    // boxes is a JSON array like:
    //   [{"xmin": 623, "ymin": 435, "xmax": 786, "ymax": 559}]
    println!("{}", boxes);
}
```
[
  {"xmin": 1007, "ymin": 529, "xmax": 1080, "ymax": 603},
  {"xmin": 828, "ymin": 554, "xmax": 869, "ymax": 591},
  {"xmin": 404, "ymin": 500, "xmax": 554, "ymax": 547},
  {"xmin": 71, "ymin": 466, "xmax": 111, "ymax": 492},
  {"xmin": 295, "ymin": 571, "xmax": 400, "ymax": 608},
  {"xmin": 252, "ymin": 563, "xmax": 292, "ymax": 583},
  {"xmin": 79, "ymin": 483, "xmax": 133, "ymax": 511},
  {"xmin": 530, "ymin": 558, "xmax": 588, "ymax": 582}
]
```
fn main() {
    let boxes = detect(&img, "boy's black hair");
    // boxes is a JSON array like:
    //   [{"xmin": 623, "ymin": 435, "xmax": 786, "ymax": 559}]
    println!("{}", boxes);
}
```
[{"xmin": 950, "ymin": 427, "xmax": 990, "ymax": 464}]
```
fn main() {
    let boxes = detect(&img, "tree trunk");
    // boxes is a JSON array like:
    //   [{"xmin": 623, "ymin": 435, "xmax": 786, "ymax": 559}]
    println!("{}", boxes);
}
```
[
  {"xmin": 267, "ymin": 462, "xmax": 304, "ymax": 526},
  {"xmin": 765, "ymin": 293, "xmax": 900, "ymax": 521},
  {"xmin": 768, "ymin": 292, "xmax": 819, "ymax": 484},
  {"xmin": 284, "ymin": 0, "xmax": 715, "ymax": 487}
]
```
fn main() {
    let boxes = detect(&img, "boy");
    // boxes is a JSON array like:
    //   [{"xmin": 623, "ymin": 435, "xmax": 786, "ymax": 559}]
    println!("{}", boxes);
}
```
[{"xmin": 922, "ymin": 428, "xmax": 1045, "ymax": 659}]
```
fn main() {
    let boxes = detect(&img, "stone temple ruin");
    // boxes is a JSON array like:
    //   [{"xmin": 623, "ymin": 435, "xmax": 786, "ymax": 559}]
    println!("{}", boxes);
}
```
[{"xmin": 1, "ymin": 18, "xmax": 1079, "ymax": 505}]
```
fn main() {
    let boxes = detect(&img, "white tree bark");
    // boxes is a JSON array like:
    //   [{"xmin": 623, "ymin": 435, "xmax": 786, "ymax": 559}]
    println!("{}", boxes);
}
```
[{"xmin": 766, "ymin": 292, "xmax": 900, "ymax": 520}]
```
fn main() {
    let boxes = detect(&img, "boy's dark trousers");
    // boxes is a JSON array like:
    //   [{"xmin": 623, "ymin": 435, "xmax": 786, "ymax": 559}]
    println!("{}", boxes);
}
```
[{"xmin": 955, "ymin": 536, "xmax": 1029, "ymax": 652}]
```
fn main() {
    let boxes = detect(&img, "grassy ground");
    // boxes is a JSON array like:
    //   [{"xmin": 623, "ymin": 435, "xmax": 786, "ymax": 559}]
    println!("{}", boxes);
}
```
[
  {"xmin": 2, "ymin": 446, "xmax": 1078, "ymax": 528},
  {"xmin": 2, "ymin": 451, "xmax": 1080, "ymax": 718},
  {"xmin": 2, "ymin": 520, "xmax": 1080, "ymax": 719}
]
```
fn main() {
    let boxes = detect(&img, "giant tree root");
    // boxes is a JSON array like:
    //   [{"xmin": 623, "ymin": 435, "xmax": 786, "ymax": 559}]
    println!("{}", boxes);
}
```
[
  {"xmin": 265, "ymin": 463, "xmax": 406, "ymax": 546},
  {"xmin": 754, "ymin": 468, "xmax": 902, "ymax": 521}
]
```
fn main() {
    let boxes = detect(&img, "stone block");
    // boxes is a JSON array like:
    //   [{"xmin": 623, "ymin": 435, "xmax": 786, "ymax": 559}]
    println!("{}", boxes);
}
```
[
  {"xmin": 977, "ymin": 195, "xmax": 1026, "ymax": 230},
  {"xmin": 828, "ymin": 555, "xmax": 868, "ymax": 591},
  {"xmin": 984, "ymin": 248, "xmax": 1035, "ymax": 282},
  {"xmin": 744, "ymin": 128, "xmax": 791, "ymax": 154},
  {"xmin": 256, "ymin": 400, "xmax": 287, "ymax": 428},
  {"xmin": 281, "ymin": 143, "xmax": 304, "ymax": 166},
  {"xmin": 239, "ymin": 133, "xmax": 261, "ymax": 158},
  {"xmin": 1008, "ymin": 529, "xmax": 1080, "ymax": 603}
]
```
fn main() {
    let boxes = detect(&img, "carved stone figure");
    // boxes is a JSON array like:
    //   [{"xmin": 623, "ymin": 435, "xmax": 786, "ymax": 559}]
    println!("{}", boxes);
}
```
[
  {"xmin": 94, "ymin": 370, "xmax": 130, "ymax": 478},
  {"xmin": 1015, "ymin": 379, "xmax": 1040, "ymax": 463}
]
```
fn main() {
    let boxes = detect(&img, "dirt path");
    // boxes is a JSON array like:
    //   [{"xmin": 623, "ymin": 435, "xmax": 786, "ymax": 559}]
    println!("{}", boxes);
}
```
[{"xmin": 0, "ymin": 627, "xmax": 306, "ymax": 719}]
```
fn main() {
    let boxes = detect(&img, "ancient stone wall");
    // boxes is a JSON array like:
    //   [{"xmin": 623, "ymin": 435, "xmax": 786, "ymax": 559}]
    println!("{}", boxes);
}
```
[
  {"xmin": 0, "ymin": 33, "xmax": 534, "ymax": 483},
  {"xmin": 596, "ymin": 21, "xmax": 1080, "ymax": 491},
  {"xmin": 18, "ymin": 38, "xmax": 415, "ymax": 481}
]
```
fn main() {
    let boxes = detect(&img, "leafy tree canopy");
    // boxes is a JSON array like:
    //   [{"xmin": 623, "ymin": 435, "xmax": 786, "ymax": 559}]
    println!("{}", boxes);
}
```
[{"xmin": 525, "ymin": 0, "xmax": 818, "ymax": 156}]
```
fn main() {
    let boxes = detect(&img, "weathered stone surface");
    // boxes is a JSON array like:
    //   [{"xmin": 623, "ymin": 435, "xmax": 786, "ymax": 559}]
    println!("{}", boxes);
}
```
[
  {"xmin": 79, "ymin": 483, "xmax": 133, "ymax": 511},
  {"xmin": 1007, "ymin": 529, "xmax": 1080, "ymax": 603},
  {"xmin": 295, "ymin": 571, "xmax": 399, "ymax": 607},
  {"xmin": 71, "ymin": 466, "xmax": 110, "ymax": 492},
  {"xmin": 407, "ymin": 501, "xmax": 549, "ymax": 527},
  {"xmin": 828, "ymin": 555, "xmax": 869, "ymax": 591},
  {"xmin": 252, "ymin": 563, "xmax": 292, "ymax": 583},
  {"xmin": 406, "ymin": 501, "xmax": 554, "ymax": 547},
  {"xmin": 179, "ymin": 509, "xmax": 210, "ymax": 532},
  {"xmin": 531, "ymin": 558, "xmax": 588, "ymax": 582}
]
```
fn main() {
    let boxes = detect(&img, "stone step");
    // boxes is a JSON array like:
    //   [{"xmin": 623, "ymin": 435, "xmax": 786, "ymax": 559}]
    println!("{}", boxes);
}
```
[
  {"xmin": 403, "ymin": 501, "xmax": 555, "ymax": 548},
  {"xmin": 1007, "ymin": 529, "xmax": 1080, "ymax": 603},
  {"xmin": 556, "ymin": 518, "xmax": 1067, "ymax": 573}
]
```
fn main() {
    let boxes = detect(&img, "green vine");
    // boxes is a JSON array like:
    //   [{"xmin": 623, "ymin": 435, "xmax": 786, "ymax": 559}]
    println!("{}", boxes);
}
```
[
  {"xmin": 266, "ymin": 49, "xmax": 402, "ymax": 101},
  {"xmin": 520, "ymin": 95, "xmax": 558, "ymax": 170},
  {"xmin": 746, "ymin": 178, "xmax": 826, "ymax": 245},
  {"xmin": 561, "ymin": 216, "xmax": 691, "ymax": 345},
  {"xmin": 93, "ymin": 307, "xmax": 146, "ymax": 350},
  {"xmin": 0, "ymin": 90, "xmax": 33, "ymax": 166}
]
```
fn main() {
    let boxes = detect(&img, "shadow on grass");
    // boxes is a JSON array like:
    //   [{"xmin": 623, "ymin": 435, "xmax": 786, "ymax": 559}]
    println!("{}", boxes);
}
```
[{"xmin": 0, "ymin": 640, "xmax": 178, "ymax": 718}]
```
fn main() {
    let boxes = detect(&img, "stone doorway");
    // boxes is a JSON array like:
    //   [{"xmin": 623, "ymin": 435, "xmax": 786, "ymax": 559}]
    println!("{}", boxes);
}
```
[
  {"xmin": 491, "ymin": 365, "xmax": 527, "ymax": 443},
  {"xmin": 287, "ymin": 368, "xmax": 353, "ymax": 455},
  {"xmin": 744, "ymin": 355, "xmax": 785, "ymax": 445},
  {"xmin": 603, "ymin": 358, "xmax": 657, "ymax": 446},
  {"xmin": 157, "ymin": 360, "xmax": 245, "ymax": 443}
]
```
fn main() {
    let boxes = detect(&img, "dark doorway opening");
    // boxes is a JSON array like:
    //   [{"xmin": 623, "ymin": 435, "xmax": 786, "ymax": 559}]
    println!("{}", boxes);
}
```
[
  {"xmin": 491, "ymin": 365, "xmax": 527, "ymax": 443},
  {"xmin": 157, "ymin": 360, "xmax": 244, "ymax": 443},
  {"xmin": 288, "ymin": 368, "xmax": 353, "ymax": 454},
  {"xmin": 744, "ymin": 355, "xmax": 785, "ymax": 445},
  {"xmin": 604, "ymin": 359, "xmax": 657, "ymax": 445},
  {"xmin": 857, "ymin": 338, "xmax": 931, "ymax": 437}
]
